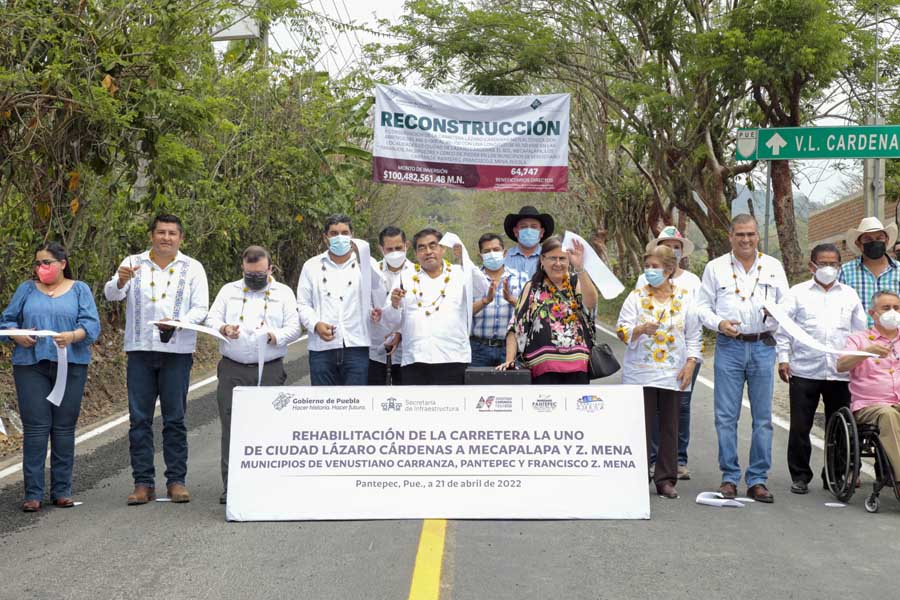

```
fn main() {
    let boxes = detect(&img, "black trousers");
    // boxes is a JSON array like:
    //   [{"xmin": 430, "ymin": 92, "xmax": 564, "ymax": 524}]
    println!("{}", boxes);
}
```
[
  {"xmin": 644, "ymin": 387, "xmax": 679, "ymax": 486},
  {"xmin": 532, "ymin": 371, "xmax": 590, "ymax": 385},
  {"xmin": 402, "ymin": 362, "xmax": 467, "ymax": 385},
  {"xmin": 787, "ymin": 376, "xmax": 850, "ymax": 484},
  {"xmin": 367, "ymin": 359, "xmax": 403, "ymax": 386}
]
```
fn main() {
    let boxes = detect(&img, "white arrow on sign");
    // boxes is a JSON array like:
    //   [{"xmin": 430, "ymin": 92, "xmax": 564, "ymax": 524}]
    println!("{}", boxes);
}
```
[{"xmin": 765, "ymin": 132, "xmax": 787, "ymax": 156}]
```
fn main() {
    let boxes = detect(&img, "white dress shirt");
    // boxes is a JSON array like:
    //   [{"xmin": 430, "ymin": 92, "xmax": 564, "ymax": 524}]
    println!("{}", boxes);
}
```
[
  {"xmin": 296, "ymin": 251, "xmax": 385, "ymax": 352},
  {"xmin": 369, "ymin": 258, "xmax": 414, "ymax": 364},
  {"xmin": 697, "ymin": 252, "xmax": 789, "ymax": 334},
  {"xmin": 104, "ymin": 251, "xmax": 209, "ymax": 354},
  {"xmin": 774, "ymin": 279, "xmax": 867, "ymax": 381},
  {"xmin": 617, "ymin": 285, "xmax": 702, "ymax": 392},
  {"xmin": 636, "ymin": 269, "xmax": 701, "ymax": 296},
  {"xmin": 381, "ymin": 261, "xmax": 484, "ymax": 366},
  {"xmin": 206, "ymin": 278, "xmax": 301, "ymax": 364}
]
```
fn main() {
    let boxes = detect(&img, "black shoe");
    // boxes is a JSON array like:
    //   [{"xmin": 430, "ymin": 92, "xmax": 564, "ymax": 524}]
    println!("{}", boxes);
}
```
[
  {"xmin": 790, "ymin": 480, "xmax": 809, "ymax": 495},
  {"xmin": 219, "ymin": 491, "xmax": 227, "ymax": 505}
]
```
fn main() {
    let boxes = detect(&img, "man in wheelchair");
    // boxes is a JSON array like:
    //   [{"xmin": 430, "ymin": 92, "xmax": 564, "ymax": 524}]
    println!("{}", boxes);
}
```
[{"xmin": 837, "ymin": 290, "xmax": 900, "ymax": 497}]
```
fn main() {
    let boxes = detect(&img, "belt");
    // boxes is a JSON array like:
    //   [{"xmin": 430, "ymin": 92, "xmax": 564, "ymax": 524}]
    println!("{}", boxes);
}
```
[
  {"xmin": 470, "ymin": 335, "xmax": 505, "ymax": 348},
  {"xmin": 732, "ymin": 332, "xmax": 773, "ymax": 343},
  {"xmin": 223, "ymin": 356, "xmax": 284, "ymax": 368}
]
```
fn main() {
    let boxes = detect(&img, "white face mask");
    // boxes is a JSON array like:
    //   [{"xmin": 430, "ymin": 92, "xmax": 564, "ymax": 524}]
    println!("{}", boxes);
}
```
[
  {"xmin": 383, "ymin": 251, "xmax": 406, "ymax": 269},
  {"xmin": 880, "ymin": 309, "xmax": 900, "ymax": 330},
  {"xmin": 814, "ymin": 265, "xmax": 837, "ymax": 286}
]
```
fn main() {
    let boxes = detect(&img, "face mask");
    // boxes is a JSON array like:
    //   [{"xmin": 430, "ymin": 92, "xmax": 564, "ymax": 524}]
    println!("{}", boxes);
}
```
[
  {"xmin": 36, "ymin": 263, "xmax": 60, "ymax": 284},
  {"xmin": 384, "ymin": 251, "xmax": 406, "ymax": 269},
  {"xmin": 644, "ymin": 268, "xmax": 666, "ymax": 288},
  {"xmin": 814, "ymin": 265, "xmax": 837, "ymax": 286},
  {"xmin": 481, "ymin": 251, "xmax": 504, "ymax": 271},
  {"xmin": 243, "ymin": 271, "xmax": 269, "ymax": 291},
  {"xmin": 329, "ymin": 234, "xmax": 352, "ymax": 257},
  {"xmin": 880, "ymin": 309, "xmax": 900, "ymax": 329},
  {"xmin": 518, "ymin": 227, "xmax": 541, "ymax": 248},
  {"xmin": 863, "ymin": 240, "xmax": 886, "ymax": 260}
]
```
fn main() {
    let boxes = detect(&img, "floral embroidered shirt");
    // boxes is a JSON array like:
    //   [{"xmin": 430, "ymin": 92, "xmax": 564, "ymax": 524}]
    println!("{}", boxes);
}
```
[{"xmin": 616, "ymin": 285, "xmax": 702, "ymax": 392}]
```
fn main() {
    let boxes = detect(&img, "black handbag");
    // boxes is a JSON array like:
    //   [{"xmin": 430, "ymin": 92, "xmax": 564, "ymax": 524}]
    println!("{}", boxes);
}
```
[{"xmin": 576, "ymin": 306, "xmax": 621, "ymax": 379}]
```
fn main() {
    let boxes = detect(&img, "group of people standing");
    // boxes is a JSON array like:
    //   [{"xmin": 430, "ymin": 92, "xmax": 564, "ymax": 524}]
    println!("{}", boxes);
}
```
[{"xmin": 7, "ymin": 204, "xmax": 900, "ymax": 513}]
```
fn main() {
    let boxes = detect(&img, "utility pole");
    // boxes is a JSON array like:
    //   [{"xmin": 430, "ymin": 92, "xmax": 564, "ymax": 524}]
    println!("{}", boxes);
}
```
[{"xmin": 864, "ymin": 3, "xmax": 886, "ymax": 221}]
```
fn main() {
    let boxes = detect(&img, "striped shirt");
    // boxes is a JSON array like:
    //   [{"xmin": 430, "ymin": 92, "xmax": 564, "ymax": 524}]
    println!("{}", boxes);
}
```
[
  {"xmin": 839, "ymin": 257, "xmax": 900, "ymax": 324},
  {"xmin": 504, "ymin": 244, "xmax": 541, "ymax": 277},
  {"xmin": 472, "ymin": 267, "xmax": 530, "ymax": 341}
]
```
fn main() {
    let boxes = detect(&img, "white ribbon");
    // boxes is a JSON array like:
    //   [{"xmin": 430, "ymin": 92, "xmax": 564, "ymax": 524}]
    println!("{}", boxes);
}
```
[
  {"xmin": 0, "ymin": 329, "xmax": 68, "ymax": 406},
  {"xmin": 255, "ymin": 328, "xmax": 270, "ymax": 386},
  {"xmin": 439, "ymin": 232, "xmax": 474, "ymax": 330},
  {"xmin": 562, "ymin": 231, "xmax": 625, "ymax": 300},
  {"xmin": 695, "ymin": 491, "xmax": 748, "ymax": 508},
  {"xmin": 147, "ymin": 320, "xmax": 230, "ymax": 343},
  {"xmin": 353, "ymin": 238, "xmax": 373, "ymax": 320},
  {"xmin": 763, "ymin": 301, "xmax": 878, "ymax": 357}
]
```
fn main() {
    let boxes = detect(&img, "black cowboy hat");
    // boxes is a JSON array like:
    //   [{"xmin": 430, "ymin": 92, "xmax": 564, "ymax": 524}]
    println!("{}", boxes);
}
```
[{"xmin": 503, "ymin": 206, "xmax": 555, "ymax": 242}]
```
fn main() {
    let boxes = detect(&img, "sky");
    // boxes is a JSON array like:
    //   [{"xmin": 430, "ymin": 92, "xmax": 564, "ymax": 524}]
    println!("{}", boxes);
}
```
[{"xmin": 269, "ymin": 0, "xmax": 858, "ymax": 208}]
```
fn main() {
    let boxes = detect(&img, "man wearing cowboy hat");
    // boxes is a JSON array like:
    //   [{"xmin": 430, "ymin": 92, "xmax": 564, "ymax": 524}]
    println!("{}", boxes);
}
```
[
  {"xmin": 839, "ymin": 216, "xmax": 900, "ymax": 322},
  {"xmin": 637, "ymin": 226, "xmax": 701, "ymax": 481},
  {"xmin": 503, "ymin": 206, "xmax": 555, "ymax": 277}
]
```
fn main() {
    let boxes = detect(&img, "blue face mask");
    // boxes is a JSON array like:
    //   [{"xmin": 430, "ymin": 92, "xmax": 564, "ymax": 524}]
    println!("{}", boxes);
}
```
[
  {"xmin": 481, "ymin": 251, "xmax": 505, "ymax": 271},
  {"xmin": 518, "ymin": 227, "xmax": 541, "ymax": 248},
  {"xmin": 644, "ymin": 268, "xmax": 666, "ymax": 287},
  {"xmin": 329, "ymin": 234, "xmax": 352, "ymax": 257}
]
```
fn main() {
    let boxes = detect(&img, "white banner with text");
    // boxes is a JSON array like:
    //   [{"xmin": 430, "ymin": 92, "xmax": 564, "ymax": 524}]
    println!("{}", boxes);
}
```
[{"xmin": 226, "ymin": 385, "xmax": 648, "ymax": 521}]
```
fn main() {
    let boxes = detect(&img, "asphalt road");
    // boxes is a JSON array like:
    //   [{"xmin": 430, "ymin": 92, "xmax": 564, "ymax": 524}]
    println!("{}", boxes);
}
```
[{"xmin": 1, "ymin": 333, "xmax": 898, "ymax": 600}]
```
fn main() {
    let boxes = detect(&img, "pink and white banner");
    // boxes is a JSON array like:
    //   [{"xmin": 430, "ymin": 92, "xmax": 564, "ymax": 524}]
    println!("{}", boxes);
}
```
[{"xmin": 373, "ymin": 85, "xmax": 569, "ymax": 192}]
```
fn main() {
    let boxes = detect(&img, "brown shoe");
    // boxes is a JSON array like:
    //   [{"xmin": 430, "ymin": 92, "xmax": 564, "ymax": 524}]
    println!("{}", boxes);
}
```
[
  {"xmin": 167, "ymin": 483, "xmax": 191, "ymax": 503},
  {"xmin": 718, "ymin": 482, "xmax": 737, "ymax": 499},
  {"xmin": 127, "ymin": 485, "xmax": 156, "ymax": 505},
  {"xmin": 52, "ymin": 497, "xmax": 75, "ymax": 508},
  {"xmin": 747, "ymin": 483, "xmax": 774, "ymax": 503},
  {"xmin": 656, "ymin": 482, "xmax": 678, "ymax": 499},
  {"xmin": 22, "ymin": 500, "xmax": 41, "ymax": 512}
]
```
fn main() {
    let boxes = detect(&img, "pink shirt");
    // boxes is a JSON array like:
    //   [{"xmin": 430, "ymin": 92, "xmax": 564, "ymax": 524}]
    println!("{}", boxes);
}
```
[{"xmin": 844, "ymin": 329, "xmax": 900, "ymax": 412}]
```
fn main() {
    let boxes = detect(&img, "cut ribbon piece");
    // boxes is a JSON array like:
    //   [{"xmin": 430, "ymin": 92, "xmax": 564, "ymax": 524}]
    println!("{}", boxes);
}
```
[
  {"xmin": 0, "ymin": 329, "xmax": 67, "ymax": 406},
  {"xmin": 256, "ymin": 329, "xmax": 269, "ymax": 386},
  {"xmin": 764, "ymin": 301, "xmax": 878, "ymax": 357},
  {"xmin": 561, "ymin": 231, "xmax": 625, "ymax": 299},
  {"xmin": 147, "ymin": 320, "xmax": 230, "ymax": 343},
  {"xmin": 439, "ymin": 232, "xmax": 475, "ymax": 330}
]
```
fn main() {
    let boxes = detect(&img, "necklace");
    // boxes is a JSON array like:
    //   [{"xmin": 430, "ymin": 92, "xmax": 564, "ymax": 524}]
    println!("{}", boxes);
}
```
[
  {"xmin": 411, "ymin": 260, "xmax": 452, "ymax": 316},
  {"xmin": 731, "ymin": 251, "xmax": 763, "ymax": 301},
  {"xmin": 321, "ymin": 259, "xmax": 356, "ymax": 301},
  {"xmin": 149, "ymin": 251, "xmax": 176, "ymax": 302},
  {"xmin": 240, "ymin": 278, "xmax": 272, "ymax": 327}
]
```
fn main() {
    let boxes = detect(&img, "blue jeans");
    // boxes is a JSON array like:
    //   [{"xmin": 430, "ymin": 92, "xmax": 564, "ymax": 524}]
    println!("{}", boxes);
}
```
[
  {"xmin": 126, "ymin": 351, "xmax": 193, "ymax": 488},
  {"xmin": 469, "ymin": 340, "xmax": 506, "ymax": 368},
  {"xmin": 309, "ymin": 347, "xmax": 369, "ymax": 385},
  {"xmin": 649, "ymin": 367, "xmax": 699, "ymax": 465},
  {"xmin": 13, "ymin": 361, "xmax": 88, "ymax": 501},
  {"xmin": 713, "ymin": 334, "xmax": 775, "ymax": 487}
]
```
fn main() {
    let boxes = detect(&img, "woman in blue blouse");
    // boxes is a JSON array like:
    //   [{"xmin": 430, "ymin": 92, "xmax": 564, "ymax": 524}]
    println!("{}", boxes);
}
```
[{"xmin": 1, "ymin": 242, "xmax": 100, "ymax": 511}]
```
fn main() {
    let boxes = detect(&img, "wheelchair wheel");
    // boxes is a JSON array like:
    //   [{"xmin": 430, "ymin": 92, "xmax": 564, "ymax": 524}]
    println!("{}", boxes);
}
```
[
  {"xmin": 864, "ymin": 494, "xmax": 880, "ymax": 514},
  {"xmin": 825, "ymin": 406, "xmax": 860, "ymax": 503}
]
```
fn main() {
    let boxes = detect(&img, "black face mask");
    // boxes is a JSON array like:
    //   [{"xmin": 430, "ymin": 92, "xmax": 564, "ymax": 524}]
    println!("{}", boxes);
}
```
[
  {"xmin": 863, "ymin": 240, "xmax": 886, "ymax": 260},
  {"xmin": 243, "ymin": 271, "xmax": 269, "ymax": 290}
]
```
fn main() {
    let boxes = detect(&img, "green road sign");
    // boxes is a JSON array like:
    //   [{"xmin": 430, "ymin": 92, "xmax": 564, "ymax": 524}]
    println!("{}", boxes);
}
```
[{"xmin": 735, "ymin": 125, "xmax": 900, "ymax": 161}]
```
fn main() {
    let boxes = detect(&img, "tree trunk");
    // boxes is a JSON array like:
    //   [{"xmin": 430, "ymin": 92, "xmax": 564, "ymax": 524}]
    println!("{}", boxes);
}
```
[{"xmin": 770, "ymin": 159, "xmax": 804, "ymax": 279}]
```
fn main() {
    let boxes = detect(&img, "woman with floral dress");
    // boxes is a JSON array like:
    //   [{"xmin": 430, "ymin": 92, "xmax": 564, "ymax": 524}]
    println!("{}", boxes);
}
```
[
  {"xmin": 498, "ymin": 236, "xmax": 597, "ymax": 384},
  {"xmin": 616, "ymin": 245, "xmax": 701, "ymax": 498}
]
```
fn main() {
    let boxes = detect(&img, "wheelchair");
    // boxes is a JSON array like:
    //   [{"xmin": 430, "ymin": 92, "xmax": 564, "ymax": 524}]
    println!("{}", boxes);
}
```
[{"xmin": 825, "ymin": 406, "xmax": 900, "ymax": 513}]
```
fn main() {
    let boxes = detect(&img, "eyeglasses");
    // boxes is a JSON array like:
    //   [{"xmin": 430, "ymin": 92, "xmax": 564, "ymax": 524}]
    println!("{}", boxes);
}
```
[
  {"xmin": 33, "ymin": 259, "xmax": 59, "ymax": 267},
  {"xmin": 542, "ymin": 256, "xmax": 569, "ymax": 263},
  {"xmin": 416, "ymin": 242, "xmax": 441, "ymax": 252}
]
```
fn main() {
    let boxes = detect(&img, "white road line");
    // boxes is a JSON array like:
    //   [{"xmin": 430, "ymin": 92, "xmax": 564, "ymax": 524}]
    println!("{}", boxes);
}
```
[
  {"xmin": 0, "ymin": 334, "xmax": 309, "ymax": 481},
  {"xmin": 595, "ymin": 325, "xmax": 875, "ymax": 477}
]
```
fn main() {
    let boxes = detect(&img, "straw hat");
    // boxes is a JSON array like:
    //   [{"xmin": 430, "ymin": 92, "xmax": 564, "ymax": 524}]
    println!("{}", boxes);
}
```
[
  {"xmin": 645, "ymin": 226, "xmax": 695, "ymax": 256},
  {"xmin": 846, "ymin": 217, "xmax": 898, "ymax": 255}
]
